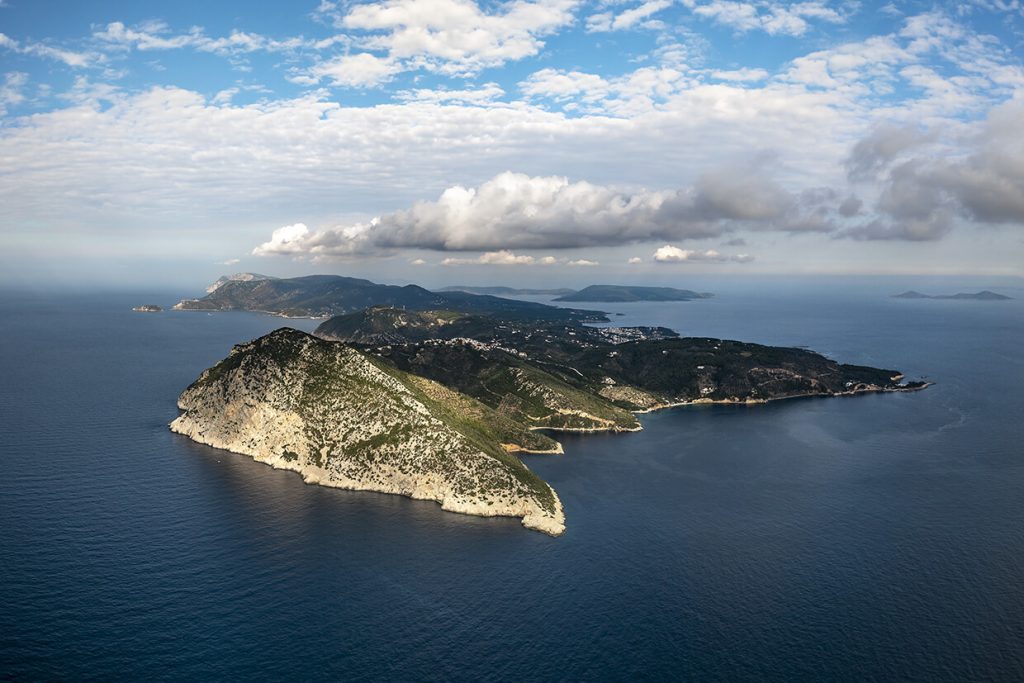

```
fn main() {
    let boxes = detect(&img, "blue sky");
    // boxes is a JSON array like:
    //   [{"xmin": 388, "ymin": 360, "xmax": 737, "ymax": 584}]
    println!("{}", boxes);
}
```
[{"xmin": 1, "ymin": 0, "xmax": 1022, "ymax": 287}]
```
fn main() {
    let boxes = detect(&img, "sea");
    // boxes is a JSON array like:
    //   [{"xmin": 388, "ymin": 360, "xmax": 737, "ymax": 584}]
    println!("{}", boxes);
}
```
[{"xmin": 1, "ymin": 278, "xmax": 1022, "ymax": 681}]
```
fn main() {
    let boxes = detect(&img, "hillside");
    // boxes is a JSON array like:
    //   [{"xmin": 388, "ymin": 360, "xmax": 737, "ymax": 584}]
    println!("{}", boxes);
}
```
[
  {"xmin": 438, "ymin": 286, "xmax": 577, "ymax": 296},
  {"xmin": 170, "ymin": 328, "xmax": 565, "ymax": 535},
  {"xmin": 318, "ymin": 306, "xmax": 925, "ymax": 421},
  {"xmin": 173, "ymin": 274, "xmax": 606, "ymax": 321}
]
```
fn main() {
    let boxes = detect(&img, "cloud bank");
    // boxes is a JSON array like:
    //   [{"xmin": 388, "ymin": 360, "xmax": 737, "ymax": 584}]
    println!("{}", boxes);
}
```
[
  {"xmin": 842, "ymin": 100, "xmax": 1024, "ymax": 241},
  {"xmin": 252, "ymin": 169, "xmax": 844, "ymax": 259}
]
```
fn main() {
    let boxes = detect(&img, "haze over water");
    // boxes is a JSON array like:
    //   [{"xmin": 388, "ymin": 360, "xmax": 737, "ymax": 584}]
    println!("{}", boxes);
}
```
[{"xmin": 2, "ymin": 280, "xmax": 1022, "ymax": 680}]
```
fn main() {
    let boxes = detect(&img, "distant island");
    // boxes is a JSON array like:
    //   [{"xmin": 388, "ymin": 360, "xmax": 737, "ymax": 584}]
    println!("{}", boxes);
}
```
[
  {"xmin": 893, "ymin": 290, "xmax": 1012, "ymax": 300},
  {"xmin": 438, "ymin": 286, "xmax": 577, "ymax": 296},
  {"xmin": 554, "ymin": 285, "xmax": 713, "ymax": 302},
  {"xmin": 173, "ymin": 273, "xmax": 605, "ymax": 322},
  {"xmin": 173, "ymin": 301, "xmax": 929, "ymax": 536},
  {"xmin": 132, "ymin": 304, "xmax": 163, "ymax": 312}
]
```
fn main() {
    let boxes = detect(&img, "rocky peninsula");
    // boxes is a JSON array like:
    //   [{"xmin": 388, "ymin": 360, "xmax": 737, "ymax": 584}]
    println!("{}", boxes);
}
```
[
  {"xmin": 172, "ymin": 304, "xmax": 928, "ymax": 536},
  {"xmin": 171, "ymin": 329, "xmax": 565, "ymax": 535}
]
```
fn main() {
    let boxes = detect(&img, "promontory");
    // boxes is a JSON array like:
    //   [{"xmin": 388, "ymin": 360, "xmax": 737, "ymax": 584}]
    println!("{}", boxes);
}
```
[{"xmin": 171, "ymin": 303, "xmax": 928, "ymax": 536}]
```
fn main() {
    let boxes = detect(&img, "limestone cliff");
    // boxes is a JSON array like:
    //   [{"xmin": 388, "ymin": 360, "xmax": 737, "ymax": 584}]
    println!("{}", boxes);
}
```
[{"xmin": 170, "ymin": 328, "xmax": 565, "ymax": 536}]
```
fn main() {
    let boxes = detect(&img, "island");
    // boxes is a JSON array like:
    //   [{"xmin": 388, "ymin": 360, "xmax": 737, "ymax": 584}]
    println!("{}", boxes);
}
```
[
  {"xmin": 132, "ymin": 304, "xmax": 163, "ymax": 312},
  {"xmin": 173, "ymin": 304, "xmax": 928, "ymax": 536},
  {"xmin": 554, "ymin": 285, "xmax": 713, "ymax": 302},
  {"xmin": 893, "ymin": 290, "xmax": 1012, "ymax": 300},
  {"xmin": 173, "ymin": 274, "xmax": 605, "ymax": 322}
]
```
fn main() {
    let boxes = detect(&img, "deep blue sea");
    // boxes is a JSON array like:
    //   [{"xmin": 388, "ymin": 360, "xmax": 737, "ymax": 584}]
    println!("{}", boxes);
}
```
[{"xmin": 2, "ymin": 280, "xmax": 1023, "ymax": 681}]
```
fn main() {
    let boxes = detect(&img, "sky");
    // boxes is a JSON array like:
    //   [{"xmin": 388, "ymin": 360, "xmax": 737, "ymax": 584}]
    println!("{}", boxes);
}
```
[{"xmin": 1, "ymin": 0, "xmax": 1023, "ymax": 288}]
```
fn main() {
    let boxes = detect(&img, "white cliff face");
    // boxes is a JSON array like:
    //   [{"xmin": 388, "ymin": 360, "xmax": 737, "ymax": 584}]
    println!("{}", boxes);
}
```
[
  {"xmin": 205, "ymin": 272, "xmax": 276, "ymax": 293},
  {"xmin": 169, "ymin": 329, "xmax": 565, "ymax": 536}
]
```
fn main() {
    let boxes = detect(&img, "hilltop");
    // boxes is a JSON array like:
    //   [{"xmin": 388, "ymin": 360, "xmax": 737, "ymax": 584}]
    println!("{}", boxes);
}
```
[
  {"xmin": 171, "ymin": 329, "xmax": 565, "ymax": 535},
  {"xmin": 206, "ymin": 272, "xmax": 276, "ymax": 293}
]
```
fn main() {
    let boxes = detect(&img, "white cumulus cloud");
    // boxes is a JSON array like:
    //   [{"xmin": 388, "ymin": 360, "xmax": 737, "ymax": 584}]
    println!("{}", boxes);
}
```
[
  {"xmin": 441, "ymin": 250, "xmax": 557, "ymax": 265},
  {"xmin": 249, "ymin": 169, "xmax": 831, "ymax": 259},
  {"xmin": 653, "ymin": 245, "xmax": 754, "ymax": 262}
]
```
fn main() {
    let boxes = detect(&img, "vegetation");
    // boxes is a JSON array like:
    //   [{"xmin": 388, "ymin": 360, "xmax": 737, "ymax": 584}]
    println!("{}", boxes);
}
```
[
  {"xmin": 174, "ymin": 274, "xmax": 607, "ymax": 321},
  {"xmin": 173, "ymin": 307, "xmax": 924, "ymax": 535}
]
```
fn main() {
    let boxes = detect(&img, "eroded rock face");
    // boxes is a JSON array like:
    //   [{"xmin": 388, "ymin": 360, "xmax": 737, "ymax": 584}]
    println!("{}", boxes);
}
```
[{"xmin": 170, "ymin": 328, "xmax": 564, "ymax": 536}]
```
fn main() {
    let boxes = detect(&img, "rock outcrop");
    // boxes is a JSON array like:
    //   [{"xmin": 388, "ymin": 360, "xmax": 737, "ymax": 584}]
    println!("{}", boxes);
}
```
[{"xmin": 170, "ymin": 328, "xmax": 565, "ymax": 536}]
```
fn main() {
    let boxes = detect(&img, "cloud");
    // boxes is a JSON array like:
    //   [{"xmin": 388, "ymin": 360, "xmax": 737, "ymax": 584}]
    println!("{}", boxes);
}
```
[
  {"xmin": 438, "ymin": 251, "xmax": 599, "ymax": 266},
  {"xmin": 837, "ymin": 196, "xmax": 863, "ymax": 217},
  {"xmin": 93, "ymin": 21, "xmax": 311, "ymax": 56},
  {"xmin": 395, "ymin": 83, "xmax": 505, "ymax": 104},
  {"xmin": 587, "ymin": 0, "xmax": 673, "ymax": 32},
  {"xmin": 686, "ymin": 1, "xmax": 849, "ymax": 37},
  {"xmin": 520, "ymin": 69, "xmax": 610, "ymax": 101},
  {"xmin": 310, "ymin": 53, "xmax": 400, "ymax": 87},
  {"xmin": 654, "ymin": 245, "xmax": 719, "ymax": 262},
  {"xmin": 252, "ymin": 223, "xmax": 315, "ymax": 256},
  {"xmin": 841, "ymin": 101, "xmax": 1024, "ymax": 240},
  {"xmin": 250, "ymin": 169, "xmax": 838, "ymax": 259},
  {"xmin": 653, "ymin": 245, "xmax": 753, "ymax": 262},
  {"xmin": 519, "ymin": 64, "xmax": 689, "ymax": 114},
  {"xmin": 441, "ymin": 250, "xmax": 557, "ymax": 265},
  {"xmin": 0, "ymin": 71, "xmax": 28, "ymax": 115},
  {"xmin": 300, "ymin": 0, "xmax": 580, "ymax": 85},
  {"xmin": 0, "ymin": 32, "xmax": 97, "ymax": 67},
  {"xmin": 221, "ymin": 258, "xmax": 241, "ymax": 265},
  {"xmin": 409, "ymin": 257, "xmax": 427, "ymax": 265},
  {"xmin": 710, "ymin": 67, "xmax": 769, "ymax": 82},
  {"xmin": 627, "ymin": 256, "xmax": 644, "ymax": 264},
  {"xmin": 845, "ymin": 123, "xmax": 933, "ymax": 181},
  {"xmin": 3, "ymin": 12, "xmax": 1020, "ymax": 260}
]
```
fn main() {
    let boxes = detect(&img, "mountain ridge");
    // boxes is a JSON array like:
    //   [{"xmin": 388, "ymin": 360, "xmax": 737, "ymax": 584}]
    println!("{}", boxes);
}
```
[{"xmin": 174, "ymin": 274, "xmax": 607, "ymax": 322}]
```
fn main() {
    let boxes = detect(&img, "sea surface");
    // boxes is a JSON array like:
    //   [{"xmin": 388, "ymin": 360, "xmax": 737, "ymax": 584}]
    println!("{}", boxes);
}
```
[{"xmin": 1, "ymin": 281, "xmax": 1023, "ymax": 680}]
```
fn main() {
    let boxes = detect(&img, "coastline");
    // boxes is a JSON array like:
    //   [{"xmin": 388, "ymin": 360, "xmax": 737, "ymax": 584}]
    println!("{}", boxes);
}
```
[
  {"xmin": 632, "ymin": 382, "xmax": 934, "ymax": 415},
  {"xmin": 172, "ymin": 304, "xmax": 330, "ymax": 320},
  {"xmin": 170, "ymin": 420, "xmax": 566, "ymax": 536}
]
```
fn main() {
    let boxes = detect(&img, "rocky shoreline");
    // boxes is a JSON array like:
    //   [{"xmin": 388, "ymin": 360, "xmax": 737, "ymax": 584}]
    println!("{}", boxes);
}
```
[{"xmin": 169, "ymin": 329, "xmax": 566, "ymax": 536}]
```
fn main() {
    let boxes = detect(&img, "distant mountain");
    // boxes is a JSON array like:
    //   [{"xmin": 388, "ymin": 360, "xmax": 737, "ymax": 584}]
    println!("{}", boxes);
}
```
[
  {"xmin": 174, "ymin": 274, "xmax": 607, "ymax": 322},
  {"xmin": 206, "ymin": 272, "xmax": 276, "ymax": 293},
  {"xmin": 893, "ymin": 290, "xmax": 1012, "ymax": 300},
  {"xmin": 438, "ymin": 286, "xmax": 577, "ymax": 296},
  {"xmin": 554, "ymin": 285, "xmax": 713, "ymax": 302}
]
